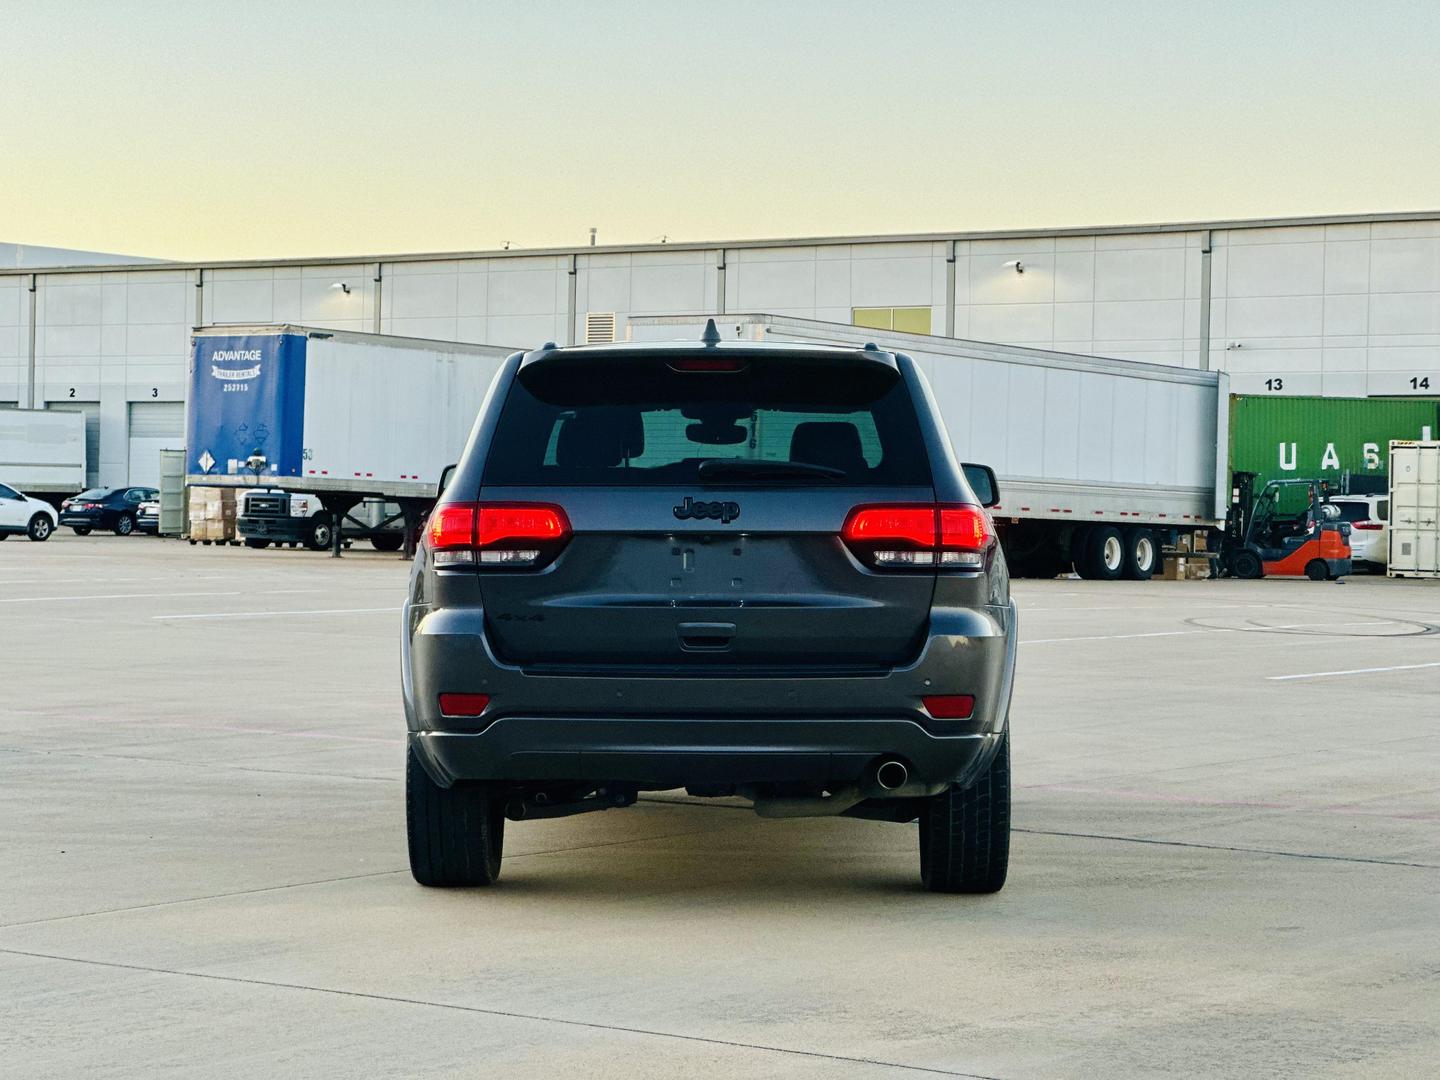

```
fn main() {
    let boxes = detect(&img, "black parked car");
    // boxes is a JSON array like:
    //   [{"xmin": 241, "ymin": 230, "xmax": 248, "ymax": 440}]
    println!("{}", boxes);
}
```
[
  {"xmin": 402, "ymin": 321, "xmax": 1017, "ymax": 893},
  {"xmin": 59, "ymin": 487, "xmax": 159, "ymax": 536}
]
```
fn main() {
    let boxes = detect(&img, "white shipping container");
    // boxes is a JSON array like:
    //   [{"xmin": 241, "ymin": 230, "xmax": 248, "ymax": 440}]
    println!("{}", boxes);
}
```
[{"xmin": 1387, "ymin": 441, "xmax": 1440, "ymax": 578}]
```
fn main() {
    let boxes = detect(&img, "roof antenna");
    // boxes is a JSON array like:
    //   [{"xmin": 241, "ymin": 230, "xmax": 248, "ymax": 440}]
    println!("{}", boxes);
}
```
[{"xmin": 701, "ymin": 318, "xmax": 722, "ymax": 346}]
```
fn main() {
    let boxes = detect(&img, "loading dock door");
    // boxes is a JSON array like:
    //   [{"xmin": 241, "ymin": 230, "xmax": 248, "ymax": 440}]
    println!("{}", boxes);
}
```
[
  {"xmin": 48, "ymin": 402, "xmax": 100, "ymax": 487},
  {"xmin": 128, "ymin": 401, "xmax": 185, "ymax": 488}
]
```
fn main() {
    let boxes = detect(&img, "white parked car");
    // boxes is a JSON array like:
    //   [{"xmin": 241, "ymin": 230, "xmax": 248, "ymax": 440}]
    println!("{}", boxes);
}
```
[
  {"xmin": 1329, "ymin": 494, "xmax": 1388, "ymax": 570},
  {"xmin": 0, "ymin": 482, "xmax": 58, "ymax": 541}
]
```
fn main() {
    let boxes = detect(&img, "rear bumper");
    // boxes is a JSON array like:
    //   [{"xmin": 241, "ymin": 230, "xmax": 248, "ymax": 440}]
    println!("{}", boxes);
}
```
[
  {"xmin": 412, "ymin": 721, "xmax": 1000, "ymax": 791},
  {"xmin": 403, "ymin": 600, "xmax": 1017, "ymax": 791}
]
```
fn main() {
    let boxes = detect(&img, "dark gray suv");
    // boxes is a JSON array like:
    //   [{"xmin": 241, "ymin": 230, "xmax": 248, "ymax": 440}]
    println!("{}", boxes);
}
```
[{"xmin": 402, "ymin": 322, "xmax": 1017, "ymax": 893}]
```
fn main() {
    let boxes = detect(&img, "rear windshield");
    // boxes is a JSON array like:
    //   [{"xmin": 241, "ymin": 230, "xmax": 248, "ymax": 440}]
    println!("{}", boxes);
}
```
[
  {"xmin": 483, "ymin": 356, "xmax": 931, "ymax": 486},
  {"xmin": 75, "ymin": 488, "xmax": 112, "ymax": 499}
]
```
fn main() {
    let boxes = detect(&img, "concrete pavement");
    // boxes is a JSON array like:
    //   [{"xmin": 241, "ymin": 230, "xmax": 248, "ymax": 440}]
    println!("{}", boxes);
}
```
[{"xmin": 2, "ymin": 534, "xmax": 1437, "ymax": 1077}]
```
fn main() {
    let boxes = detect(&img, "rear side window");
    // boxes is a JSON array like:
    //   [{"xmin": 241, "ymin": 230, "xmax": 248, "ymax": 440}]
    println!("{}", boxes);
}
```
[
  {"xmin": 1331, "ymin": 501, "xmax": 1371, "ymax": 523},
  {"xmin": 483, "ymin": 355, "xmax": 930, "ymax": 486}
]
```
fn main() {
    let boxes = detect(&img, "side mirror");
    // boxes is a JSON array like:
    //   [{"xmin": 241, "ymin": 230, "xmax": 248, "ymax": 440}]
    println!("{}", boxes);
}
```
[
  {"xmin": 436, "ymin": 463, "xmax": 457, "ymax": 499},
  {"xmin": 961, "ymin": 462, "xmax": 1000, "ymax": 508}
]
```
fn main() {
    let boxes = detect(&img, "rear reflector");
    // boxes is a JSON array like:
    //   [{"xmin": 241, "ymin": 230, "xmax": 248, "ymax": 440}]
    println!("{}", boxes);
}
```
[
  {"xmin": 439, "ymin": 693, "xmax": 490, "ymax": 717},
  {"xmin": 842, "ymin": 504, "xmax": 994, "ymax": 570},
  {"xmin": 922, "ymin": 694, "xmax": 975, "ymax": 720},
  {"xmin": 427, "ymin": 502, "xmax": 571, "ymax": 569}
]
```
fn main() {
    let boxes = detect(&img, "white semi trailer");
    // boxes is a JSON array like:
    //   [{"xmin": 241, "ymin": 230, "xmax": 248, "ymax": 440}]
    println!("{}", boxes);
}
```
[
  {"xmin": 185, "ymin": 325, "xmax": 515, "ymax": 555},
  {"xmin": 0, "ymin": 409, "xmax": 86, "ymax": 496},
  {"xmin": 629, "ymin": 314, "xmax": 1228, "ymax": 580}
]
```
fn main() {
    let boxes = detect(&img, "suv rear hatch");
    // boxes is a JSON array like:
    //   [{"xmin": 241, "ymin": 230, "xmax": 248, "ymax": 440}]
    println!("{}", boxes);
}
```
[{"xmin": 467, "ymin": 345, "xmax": 939, "ymax": 671}]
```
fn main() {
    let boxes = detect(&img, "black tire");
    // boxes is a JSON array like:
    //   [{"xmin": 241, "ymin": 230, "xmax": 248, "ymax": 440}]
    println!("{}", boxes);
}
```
[
  {"xmin": 1232, "ymin": 550, "xmax": 1264, "ymax": 579},
  {"xmin": 406, "ymin": 744, "xmax": 504, "ymax": 887},
  {"xmin": 27, "ymin": 515, "xmax": 53, "ymax": 542},
  {"xmin": 1121, "ymin": 527, "xmax": 1156, "ymax": 581},
  {"xmin": 919, "ymin": 730, "xmax": 1010, "ymax": 894},
  {"xmin": 244, "ymin": 538, "xmax": 272, "ymax": 549},
  {"xmin": 304, "ymin": 516, "xmax": 334, "ymax": 551},
  {"xmin": 371, "ymin": 533, "xmax": 404, "ymax": 552},
  {"xmin": 114, "ymin": 513, "xmax": 135, "ymax": 537},
  {"xmin": 1078, "ymin": 525, "xmax": 1124, "ymax": 581},
  {"xmin": 1305, "ymin": 559, "xmax": 1329, "ymax": 581},
  {"xmin": 72, "ymin": 526, "xmax": 92, "ymax": 536}
]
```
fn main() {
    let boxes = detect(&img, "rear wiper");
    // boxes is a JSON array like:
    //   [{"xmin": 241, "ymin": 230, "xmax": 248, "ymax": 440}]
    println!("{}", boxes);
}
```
[{"xmin": 696, "ymin": 459, "xmax": 846, "ymax": 482}]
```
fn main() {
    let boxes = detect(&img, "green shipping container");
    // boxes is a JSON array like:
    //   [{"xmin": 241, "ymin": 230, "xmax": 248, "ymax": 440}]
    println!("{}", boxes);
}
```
[{"xmin": 1229, "ymin": 396, "xmax": 1440, "ymax": 491}]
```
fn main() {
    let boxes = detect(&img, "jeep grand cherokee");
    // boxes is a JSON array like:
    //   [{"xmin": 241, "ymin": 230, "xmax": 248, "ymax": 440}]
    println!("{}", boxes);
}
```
[{"xmin": 402, "ymin": 321, "xmax": 1017, "ymax": 893}]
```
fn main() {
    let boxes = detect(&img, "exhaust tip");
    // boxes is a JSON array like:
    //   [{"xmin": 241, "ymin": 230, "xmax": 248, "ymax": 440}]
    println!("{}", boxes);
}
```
[{"xmin": 875, "ymin": 760, "xmax": 908, "ymax": 791}]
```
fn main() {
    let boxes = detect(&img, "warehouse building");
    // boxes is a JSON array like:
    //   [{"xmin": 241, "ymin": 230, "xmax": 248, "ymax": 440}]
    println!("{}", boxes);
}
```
[{"xmin": 1, "ymin": 210, "xmax": 1437, "ymax": 487}]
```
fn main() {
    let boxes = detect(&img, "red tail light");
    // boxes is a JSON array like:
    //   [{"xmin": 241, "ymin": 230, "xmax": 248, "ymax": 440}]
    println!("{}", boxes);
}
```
[
  {"xmin": 439, "ymin": 693, "xmax": 490, "ymax": 717},
  {"xmin": 922, "ymin": 694, "xmax": 975, "ymax": 719},
  {"xmin": 842, "ymin": 504, "xmax": 994, "ymax": 570},
  {"xmin": 1351, "ymin": 522, "xmax": 1383, "ymax": 530},
  {"xmin": 427, "ymin": 502, "xmax": 571, "ymax": 569},
  {"xmin": 428, "ymin": 504, "xmax": 476, "ymax": 550}
]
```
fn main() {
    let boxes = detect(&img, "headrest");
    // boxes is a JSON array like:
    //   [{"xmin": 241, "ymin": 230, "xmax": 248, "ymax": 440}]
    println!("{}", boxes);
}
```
[
  {"xmin": 789, "ymin": 421, "xmax": 866, "ymax": 475},
  {"xmin": 555, "ymin": 409, "xmax": 644, "ymax": 468}
]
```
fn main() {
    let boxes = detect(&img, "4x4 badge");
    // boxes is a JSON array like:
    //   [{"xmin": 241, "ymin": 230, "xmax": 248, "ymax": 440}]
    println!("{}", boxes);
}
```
[{"xmin": 673, "ymin": 496, "xmax": 740, "ymax": 524}]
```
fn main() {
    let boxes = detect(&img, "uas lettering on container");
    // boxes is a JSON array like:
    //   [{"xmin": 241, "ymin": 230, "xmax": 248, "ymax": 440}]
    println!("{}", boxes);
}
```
[{"xmin": 187, "ymin": 333, "xmax": 308, "ymax": 478}]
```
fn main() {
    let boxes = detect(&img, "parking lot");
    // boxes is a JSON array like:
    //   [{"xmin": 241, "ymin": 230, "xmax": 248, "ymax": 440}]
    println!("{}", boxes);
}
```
[{"xmin": 2, "ymin": 534, "xmax": 1437, "ymax": 1078}]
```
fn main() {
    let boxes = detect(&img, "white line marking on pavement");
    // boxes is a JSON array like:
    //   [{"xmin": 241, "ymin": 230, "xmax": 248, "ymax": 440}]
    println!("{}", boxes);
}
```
[
  {"xmin": 0, "ymin": 591, "xmax": 243, "ymax": 604},
  {"xmin": 1024, "ymin": 621, "xmax": 1405, "ymax": 645},
  {"xmin": 153, "ymin": 607, "xmax": 398, "ymax": 621},
  {"xmin": 1024, "ymin": 630, "xmax": 1198, "ymax": 644},
  {"xmin": 1268, "ymin": 661, "xmax": 1440, "ymax": 681}
]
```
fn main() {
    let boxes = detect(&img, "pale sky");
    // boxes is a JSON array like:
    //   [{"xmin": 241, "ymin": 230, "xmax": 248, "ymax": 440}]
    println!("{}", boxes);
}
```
[{"xmin": 3, "ymin": 0, "xmax": 1438, "ymax": 261}]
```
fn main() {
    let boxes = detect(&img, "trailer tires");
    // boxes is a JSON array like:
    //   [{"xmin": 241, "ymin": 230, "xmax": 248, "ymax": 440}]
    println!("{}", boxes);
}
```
[
  {"xmin": 371, "ymin": 533, "xmax": 404, "ymax": 553},
  {"xmin": 1078, "ymin": 525, "xmax": 1125, "ymax": 581},
  {"xmin": 919, "ymin": 729, "xmax": 1010, "ymax": 894},
  {"xmin": 406, "ymin": 745, "xmax": 505, "ymax": 887},
  {"xmin": 1233, "ymin": 550, "xmax": 1264, "ymax": 579},
  {"xmin": 1122, "ymin": 528, "xmax": 1156, "ymax": 580}
]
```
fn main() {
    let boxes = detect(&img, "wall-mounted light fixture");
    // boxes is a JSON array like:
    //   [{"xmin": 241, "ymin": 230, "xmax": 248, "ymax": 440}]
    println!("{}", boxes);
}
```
[
  {"xmin": 330, "ymin": 281, "xmax": 351, "ymax": 295},
  {"xmin": 1002, "ymin": 260, "xmax": 1025, "ymax": 275}
]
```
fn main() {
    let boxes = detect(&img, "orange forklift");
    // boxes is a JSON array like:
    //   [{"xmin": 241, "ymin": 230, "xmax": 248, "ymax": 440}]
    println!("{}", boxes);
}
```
[{"xmin": 1216, "ymin": 472, "xmax": 1352, "ymax": 580}]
